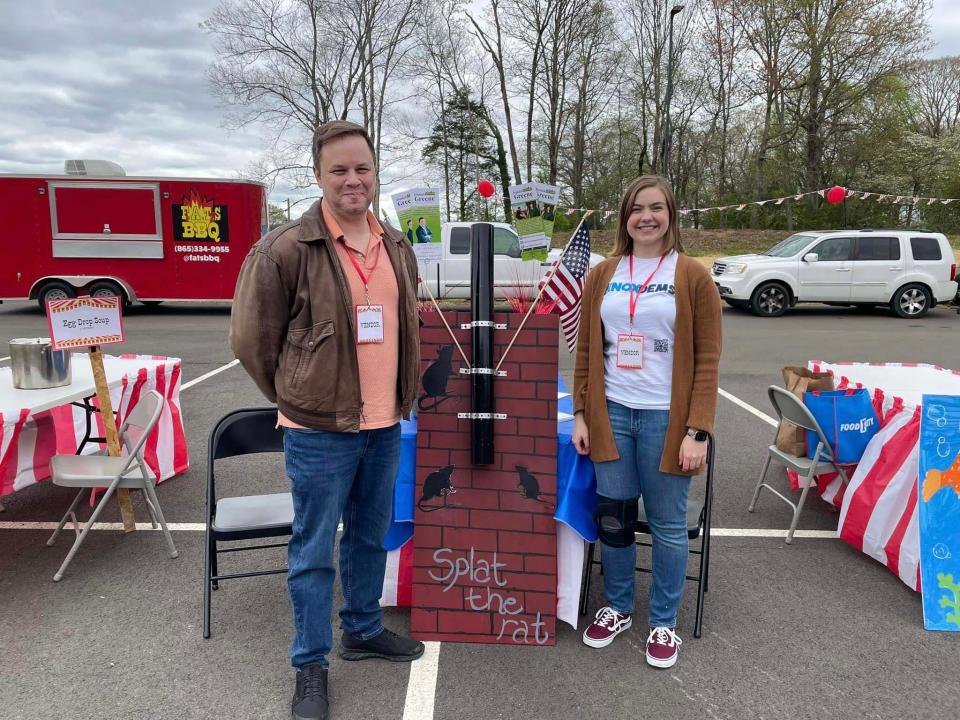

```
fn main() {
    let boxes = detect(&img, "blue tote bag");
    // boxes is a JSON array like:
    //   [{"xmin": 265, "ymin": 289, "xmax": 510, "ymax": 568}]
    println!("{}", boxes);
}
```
[{"xmin": 803, "ymin": 388, "xmax": 879, "ymax": 465}]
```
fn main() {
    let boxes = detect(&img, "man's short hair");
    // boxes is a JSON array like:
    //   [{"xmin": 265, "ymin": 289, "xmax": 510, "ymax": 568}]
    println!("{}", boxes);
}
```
[{"xmin": 312, "ymin": 120, "xmax": 376, "ymax": 169}]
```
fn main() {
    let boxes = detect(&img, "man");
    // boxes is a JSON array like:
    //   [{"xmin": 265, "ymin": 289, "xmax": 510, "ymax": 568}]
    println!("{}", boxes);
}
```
[
  {"xmin": 405, "ymin": 219, "xmax": 414, "ymax": 244},
  {"xmin": 230, "ymin": 120, "xmax": 423, "ymax": 720},
  {"xmin": 414, "ymin": 216, "xmax": 432, "ymax": 243}
]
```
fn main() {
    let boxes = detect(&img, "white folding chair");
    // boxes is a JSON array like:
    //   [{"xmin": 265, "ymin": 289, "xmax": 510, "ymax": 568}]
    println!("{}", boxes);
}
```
[
  {"xmin": 46, "ymin": 390, "xmax": 179, "ymax": 581},
  {"xmin": 747, "ymin": 385, "xmax": 850, "ymax": 543}
]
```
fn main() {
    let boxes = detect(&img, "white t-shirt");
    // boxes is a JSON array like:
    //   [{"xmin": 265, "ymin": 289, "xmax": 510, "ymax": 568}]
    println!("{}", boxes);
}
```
[{"xmin": 600, "ymin": 252, "xmax": 678, "ymax": 409}]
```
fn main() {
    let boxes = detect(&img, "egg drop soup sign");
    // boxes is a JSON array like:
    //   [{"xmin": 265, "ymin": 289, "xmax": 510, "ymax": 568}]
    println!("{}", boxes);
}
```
[{"xmin": 46, "ymin": 296, "xmax": 124, "ymax": 350}]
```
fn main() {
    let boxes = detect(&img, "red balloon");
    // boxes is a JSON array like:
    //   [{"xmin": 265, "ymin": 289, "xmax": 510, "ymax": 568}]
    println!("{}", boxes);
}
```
[
  {"xmin": 477, "ymin": 179, "xmax": 495, "ymax": 198},
  {"xmin": 826, "ymin": 186, "xmax": 846, "ymax": 205}
]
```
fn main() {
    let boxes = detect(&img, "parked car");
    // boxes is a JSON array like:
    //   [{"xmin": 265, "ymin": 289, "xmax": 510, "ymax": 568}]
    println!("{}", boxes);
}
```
[
  {"xmin": 418, "ymin": 222, "xmax": 606, "ymax": 300},
  {"xmin": 711, "ymin": 229, "xmax": 958, "ymax": 318}
]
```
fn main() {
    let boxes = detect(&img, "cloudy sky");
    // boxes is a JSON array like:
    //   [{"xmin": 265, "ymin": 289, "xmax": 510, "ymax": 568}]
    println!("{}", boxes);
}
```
[{"xmin": 1, "ymin": 0, "xmax": 958, "ymax": 213}]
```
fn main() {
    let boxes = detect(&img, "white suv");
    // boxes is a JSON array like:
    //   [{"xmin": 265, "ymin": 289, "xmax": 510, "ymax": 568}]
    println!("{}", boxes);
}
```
[{"xmin": 711, "ymin": 230, "xmax": 958, "ymax": 318}]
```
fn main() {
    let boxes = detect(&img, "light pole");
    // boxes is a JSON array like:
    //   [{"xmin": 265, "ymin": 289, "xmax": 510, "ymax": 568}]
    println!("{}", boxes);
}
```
[{"xmin": 660, "ymin": 4, "xmax": 685, "ymax": 177}]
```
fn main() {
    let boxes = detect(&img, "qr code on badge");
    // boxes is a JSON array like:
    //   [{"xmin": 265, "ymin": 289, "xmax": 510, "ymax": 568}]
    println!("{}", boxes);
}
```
[{"xmin": 654, "ymin": 339, "xmax": 669, "ymax": 353}]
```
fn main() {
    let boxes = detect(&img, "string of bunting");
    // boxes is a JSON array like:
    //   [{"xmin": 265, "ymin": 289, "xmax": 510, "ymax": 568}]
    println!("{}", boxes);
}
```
[{"xmin": 482, "ymin": 186, "xmax": 959, "ymax": 221}]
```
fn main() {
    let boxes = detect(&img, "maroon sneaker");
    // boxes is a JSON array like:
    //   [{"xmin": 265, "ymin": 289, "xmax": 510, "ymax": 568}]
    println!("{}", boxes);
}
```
[
  {"xmin": 646, "ymin": 626, "xmax": 682, "ymax": 668},
  {"xmin": 582, "ymin": 606, "xmax": 632, "ymax": 648}
]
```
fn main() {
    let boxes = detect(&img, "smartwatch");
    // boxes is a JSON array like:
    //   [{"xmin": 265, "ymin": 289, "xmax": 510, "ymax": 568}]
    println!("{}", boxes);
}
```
[{"xmin": 686, "ymin": 428, "xmax": 708, "ymax": 442}]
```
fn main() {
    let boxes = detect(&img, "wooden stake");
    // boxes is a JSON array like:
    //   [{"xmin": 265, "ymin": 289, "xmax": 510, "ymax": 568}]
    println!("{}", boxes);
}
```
[
  {"xmin": 89, "ymin": 346, "xmax": 136, "ymax": 533},
  {"xmin": 419, "ymin": 275, "xmax": 471, "ymax": 369},
  {"xmin": 496, "ymin": 212, "xmax": 594, "ymax": 373}
]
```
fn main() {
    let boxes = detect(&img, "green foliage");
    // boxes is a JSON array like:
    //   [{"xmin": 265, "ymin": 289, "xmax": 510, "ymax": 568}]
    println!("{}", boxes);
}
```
[
  {"xmin": 408, "ymin": 3, "xmax": 959, "ymax": 238},
  {"xmin": 268, "ymin": 203, "xmax": 289, "ymax": 230},
  {"xmin": 553, "ymin": 210, "xmax": 573, "ymax": 232},
  {"xmin": 937, "ymin": 572, "xmax": 960, "ymax": 629},
  {"xmin": 422, "ymin": 88, "xmax": 500, "ymax": 222}
]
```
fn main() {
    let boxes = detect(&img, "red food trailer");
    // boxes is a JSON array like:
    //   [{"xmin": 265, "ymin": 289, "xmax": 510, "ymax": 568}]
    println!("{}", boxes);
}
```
[{"xmin": 0, "ymin": 162, "xmax": 268, "ymax": 309}]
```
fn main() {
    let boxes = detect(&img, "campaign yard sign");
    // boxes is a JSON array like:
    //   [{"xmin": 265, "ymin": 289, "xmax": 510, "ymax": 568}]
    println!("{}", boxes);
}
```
[
  {"xmin": 393, "ymin": 187, "xmax": 442, "ymax": 266},
  {"xmin": 508, "ymin": 182, "xmax": 559, "ymax": 262},
  {"xmin": 45, "ymin": 296, "xmax": 125, "ymax": 350}
]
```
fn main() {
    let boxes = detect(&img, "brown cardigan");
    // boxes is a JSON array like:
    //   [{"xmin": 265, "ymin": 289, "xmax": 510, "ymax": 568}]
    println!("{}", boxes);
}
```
[{"xmin": 573, "ymin": 253, "xmax": 722, "ymax": 475}]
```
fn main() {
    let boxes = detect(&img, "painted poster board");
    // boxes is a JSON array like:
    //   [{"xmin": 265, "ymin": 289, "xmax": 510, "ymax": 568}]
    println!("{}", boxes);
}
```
[
  {"xmin": 918, "ymin": 394, "xmax": 960, "ymax": 631},
  {"xmin": 411, "ymin": 311, "xmax": 559, "ymax": 645}
]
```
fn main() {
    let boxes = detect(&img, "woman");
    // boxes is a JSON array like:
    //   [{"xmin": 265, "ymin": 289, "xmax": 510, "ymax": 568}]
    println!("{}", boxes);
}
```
[{"xmin": 572, "ymin": 175, "xmax": 721, "ymax": 668}]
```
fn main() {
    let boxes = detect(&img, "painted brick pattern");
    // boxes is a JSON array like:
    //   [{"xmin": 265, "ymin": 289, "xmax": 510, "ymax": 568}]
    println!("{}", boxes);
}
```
[{"xmin": 411, "ymin": 311, "xmax": 559, "ymax": 645}]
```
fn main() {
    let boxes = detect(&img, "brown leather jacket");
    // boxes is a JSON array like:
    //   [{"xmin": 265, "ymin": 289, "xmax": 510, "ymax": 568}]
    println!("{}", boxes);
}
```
[{"xmin": 229, "ymin": 200, "xmax": 420, "ymax": 431}]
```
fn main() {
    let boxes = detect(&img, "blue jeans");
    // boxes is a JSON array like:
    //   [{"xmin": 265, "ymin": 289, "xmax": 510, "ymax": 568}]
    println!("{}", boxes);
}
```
[
  {"xmin": 283, "ymin": 423, "xmax": 401, "ymax": 669},
  {"xmin": 594, "ymin": 401, "xmax": 691, "ymax": 628}
]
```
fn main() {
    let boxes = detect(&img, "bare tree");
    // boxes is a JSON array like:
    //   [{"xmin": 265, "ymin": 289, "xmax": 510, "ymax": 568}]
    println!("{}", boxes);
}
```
[
  {"xmin": 466, "ymin": 0, "xmax": 523, "ymax": 186},
  {"xmin": 734, "ymin": 0, "xmax": 803, "ymax": 225},
  {"xmin": 536, "ymin": 0, "xmax": 587, "ymax": 183},
  {"xmin": 504, "ymin": 0, "xmax": 556, "ymax": 181},
  {"xmin": 204, "ymin": 0, "xmax": 419, "ymax": 207},
  {"xmin": 405, "ymin": 0, "xmax": 468, "ymax": 216},
  {"xmin": 905, "ymin": 56, "xmax": 960, "ymax": 138},
  {"xmin": 788, "ymin": 0, "xmax": 929, "ymax": 194},
  {"xmin": 354, "ymin": 0, "xmax": 422, "ymax": 179},
  {"xmin": 562, "ymin": 0, "xmax": 619, "ymax": 207},
  {"xmin": 619, "ymin": 0, "xmax": 695, "ymax": 176},
  {"xmin": 699, "ymin": 0, "xmax": 750, "ymax": 208}
]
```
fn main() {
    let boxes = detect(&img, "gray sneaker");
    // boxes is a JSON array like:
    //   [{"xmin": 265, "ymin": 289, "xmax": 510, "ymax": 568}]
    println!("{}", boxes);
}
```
[{"xmin": 292, "ymin": 663, "xmax": 328, "ymax": 720}]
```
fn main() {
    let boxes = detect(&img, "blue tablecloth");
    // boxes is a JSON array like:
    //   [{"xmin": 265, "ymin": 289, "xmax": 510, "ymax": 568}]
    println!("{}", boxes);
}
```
[{"xmin": 384, "ymin": 375, "xmax": 598, "ymax": 551}]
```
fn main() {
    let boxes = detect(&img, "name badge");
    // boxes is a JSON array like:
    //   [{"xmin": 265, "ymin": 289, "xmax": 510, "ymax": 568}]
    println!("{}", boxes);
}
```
[
  {"xmin": 617, "ymin": 334, "xmax": 643, "ymax": 369},
  {"xmin": 356, "ymin": 304, "xmax": 384, "ymax": 344}
]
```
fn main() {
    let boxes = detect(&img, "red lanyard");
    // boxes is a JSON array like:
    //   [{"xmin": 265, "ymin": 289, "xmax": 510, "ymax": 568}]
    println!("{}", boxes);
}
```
[
  {"xmin": 342, "ymin": 239, "xmax": 380, "ymax": 295},
  {"xmin": 628, "ymin": 253, "xmax": 666, "ymax": 326}
]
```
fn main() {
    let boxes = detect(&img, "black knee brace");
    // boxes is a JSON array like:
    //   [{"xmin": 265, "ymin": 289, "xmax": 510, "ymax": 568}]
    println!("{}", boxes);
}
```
[{"xmin": 595, "ymin": 495, "xmax": 638, "ymax": 548}]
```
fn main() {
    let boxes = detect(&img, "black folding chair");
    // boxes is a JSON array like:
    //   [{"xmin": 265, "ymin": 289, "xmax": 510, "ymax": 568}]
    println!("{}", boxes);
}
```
[
  {"xmin": 203, "ymin": 408, "xmax": 291, "ymax": 639},
  {"xmin": 578, "ymin": 435, "xmax": 715, "ymax": 638}
]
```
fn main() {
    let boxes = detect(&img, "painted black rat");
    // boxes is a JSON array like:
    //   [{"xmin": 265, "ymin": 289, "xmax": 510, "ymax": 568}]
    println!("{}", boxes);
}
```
[
  {"xmin": 418, "ymin": 465, "xmax": 457, "ymax": 512},
  {"xmin": 417, "ymin": 345, "xmax": 455, "ymax": 412},
  {"xmin": 515, "ymin": 465, "xmax": 555, "ymax": 510}
]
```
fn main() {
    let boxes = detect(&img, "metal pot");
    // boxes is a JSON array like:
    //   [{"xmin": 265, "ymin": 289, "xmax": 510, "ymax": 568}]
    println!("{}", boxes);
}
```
[{"xmin": 9, "ymin": 338, "xmax": 72, "ymax": 389}]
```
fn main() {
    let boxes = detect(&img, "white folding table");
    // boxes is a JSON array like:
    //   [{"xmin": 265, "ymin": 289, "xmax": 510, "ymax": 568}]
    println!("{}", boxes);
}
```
[{"xmin": 0, "ymin": 354, "xmax": 177, "ymax": 507}]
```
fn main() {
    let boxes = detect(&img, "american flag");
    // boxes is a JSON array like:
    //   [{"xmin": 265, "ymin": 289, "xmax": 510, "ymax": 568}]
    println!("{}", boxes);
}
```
[{"xmin": 541, "ymin": 223, "xmax": 591, "ymax": 353}]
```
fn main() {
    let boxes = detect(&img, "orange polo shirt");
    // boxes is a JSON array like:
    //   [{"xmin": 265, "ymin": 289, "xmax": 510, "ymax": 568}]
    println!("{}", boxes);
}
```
[{"xmin": 278, "ymin": 201, "xmax": 401, "ymax": 430}]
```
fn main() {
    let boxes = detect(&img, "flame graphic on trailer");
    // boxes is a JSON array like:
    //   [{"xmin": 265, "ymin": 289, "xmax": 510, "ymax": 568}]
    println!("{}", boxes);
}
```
[{"xmin": 172, "ymin": 190, "xmax": 229, "ymax": 243}]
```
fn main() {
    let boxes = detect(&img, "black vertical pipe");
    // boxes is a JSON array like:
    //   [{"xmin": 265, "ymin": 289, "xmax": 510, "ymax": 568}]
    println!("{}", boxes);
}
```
[{"xmin": 470, "ymin": 222, "xmax": 495, "ymax": 465}]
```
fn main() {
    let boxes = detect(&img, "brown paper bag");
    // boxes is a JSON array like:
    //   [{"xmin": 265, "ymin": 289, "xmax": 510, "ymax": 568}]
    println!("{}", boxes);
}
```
[{"xmin": 774, "ymin": 366, "xmax": 834, "ymax": 456}]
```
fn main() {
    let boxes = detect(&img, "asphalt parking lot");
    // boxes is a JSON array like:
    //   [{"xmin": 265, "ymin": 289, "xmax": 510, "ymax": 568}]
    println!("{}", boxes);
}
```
[{"xmin": 2, "ymin": 299, "xmax": 959, "ymax": 720}]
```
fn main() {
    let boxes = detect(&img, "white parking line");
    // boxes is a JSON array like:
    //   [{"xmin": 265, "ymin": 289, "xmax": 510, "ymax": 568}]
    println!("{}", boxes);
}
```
[
  {"xmin": 0, "ymin": 522, "xmax": 837, "ymax": 538},
  {"xmin": 718, "ymin": 387, "xmax": 778, "ymax": 427},
  {"xmin": 402, "ymin": 642, "xmax": 441, "ymax": 720},
  {"xmin": 0, "ymin": 521, "xmax": 335, "ymax": 532},
  {"xmin": 710, "ymin": 528, "xmax": 836, "ymax": 539},
  {"xmin": 0, "ymin": 521, "xmax": 207, "ymax": 531},
  {"xmin": 181, "ymin": 358, "xmax": 240, "ymax": 390},
  {"xmin": 0, "ymin": 355, "xmax": 10, "ymax": 362}
]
